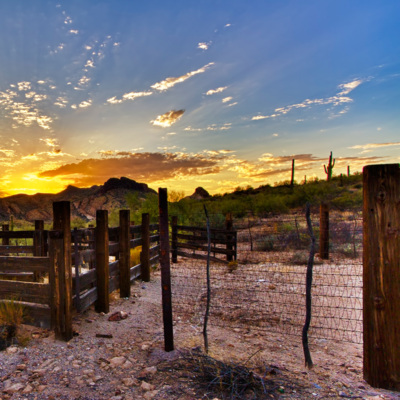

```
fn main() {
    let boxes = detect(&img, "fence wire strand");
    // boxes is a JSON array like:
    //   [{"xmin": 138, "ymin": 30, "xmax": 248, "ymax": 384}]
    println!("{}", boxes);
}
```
[{"xmin": 171, "ymin": 212, "xmax": 363, "ymax": 344}]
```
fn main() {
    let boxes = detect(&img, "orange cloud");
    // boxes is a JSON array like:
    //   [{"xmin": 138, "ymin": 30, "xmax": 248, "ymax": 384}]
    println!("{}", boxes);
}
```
[{"xmin": 39, "ymin": 152, "xmax": 224, "ymax": 186}]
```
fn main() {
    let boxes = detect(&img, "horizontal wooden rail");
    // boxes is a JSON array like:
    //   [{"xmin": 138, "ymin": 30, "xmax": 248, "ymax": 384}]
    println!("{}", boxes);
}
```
[
  {"xmin": 176, "ymin": 250, "xmax": 228, "ymax": 264},
  {"xmin": 0, "ymin": 245, "xmax": 35, "ymax": 254},
  {"xmin": 0, "ymin": 280, "xmax": 50, "ymax": 304},
  {"xmin": 0, "ymin": 256, "xmax": 50, "ymax": 272},
  {"xmin": 130, "ymin": 238, "xmax": 143, "ymax": 247},
  {"xmin": 130, "ymin": 225, "xmax": 141, "ymax": 234},
  {"xmin": 0, "ymin": 231, "xmax": 35, "ymax": 239},
  {"xmin": 177, "ymin": 242, "xmax": 235, "ymax": 255}
]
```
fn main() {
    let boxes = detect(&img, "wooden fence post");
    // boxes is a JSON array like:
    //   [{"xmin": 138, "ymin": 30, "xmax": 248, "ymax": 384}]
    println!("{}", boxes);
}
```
[
  {"xmin": 226, "ymin": 213, "xmax": 233, "ymax": 262},
  {"xmin": 363, "ymin": 164, "xmax": 400, "ymax": 390},
  {"xmin": 159, "ymin": 188, "xmax": 174, "ymax": 352},
  {"xmin": 2, "ymin": 224, "xmax": 9, "ymax": 246},
  {"xmin": 119, "ymin": 210, "xmax": 131, "ymax": 298},
  {"xmin": 319, "ymin": 203, "xmax": 329, "ymax": 259},
  {"xmin": 171, "ymin": 216, "xmax": 178, "ymax": 263},
  {"xmin": 141, "ymin": 213, "xmax": 151, "ymax": 282},
  {"xmin": 52, "ymin": 201, "xmax": 73, "ymax": 341},
  {"xmin": 33, "ymin": 220, "xmax": 45, "ymax": 282},
  {"xmin": 95, "ymin": 210, "xmax": 109, "ymax": 313}
]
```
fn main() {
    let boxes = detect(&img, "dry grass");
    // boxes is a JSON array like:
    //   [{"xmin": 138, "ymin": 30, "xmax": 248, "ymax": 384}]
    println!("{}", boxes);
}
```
[{"xmin": 168, "ymin": 347, "xmax": 284, "ymax": 399}]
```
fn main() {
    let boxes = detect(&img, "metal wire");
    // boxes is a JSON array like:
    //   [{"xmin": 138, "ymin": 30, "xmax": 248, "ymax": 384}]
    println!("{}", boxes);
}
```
[{"xmin": 171, "ymin": 212, "xmax": 363, "ymax": 344}]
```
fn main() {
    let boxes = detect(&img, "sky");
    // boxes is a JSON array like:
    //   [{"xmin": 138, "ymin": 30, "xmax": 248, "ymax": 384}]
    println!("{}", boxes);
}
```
[{"xmin": 0, "ymin": 0, "xmax": 399, "ymax": 197}]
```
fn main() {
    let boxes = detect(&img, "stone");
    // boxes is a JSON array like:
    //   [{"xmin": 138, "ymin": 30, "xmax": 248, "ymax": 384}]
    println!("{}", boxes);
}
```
[
  {"xmin": 110, "ymin": 356, "xmax": 126, "ymax": 367},
  {"xmin": 121, "ymin": 377, "xmax": 137, "ymax": 387},
  {"xmin": 144, "ymin": 390, "xmax": 159, "ymax": 399},
  {"xmin": 141, "ymin": 381, "xmax": 155, "ymax": 391}
]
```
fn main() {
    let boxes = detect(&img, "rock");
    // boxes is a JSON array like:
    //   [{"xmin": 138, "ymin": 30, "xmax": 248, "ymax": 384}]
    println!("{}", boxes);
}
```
[
  {"xmin": 108, "ymin": 311, "xmax": 128, "ymax": 321},
  {"xmin": 22, "ymin": 384, "xmax": 33, "ymax": 394},
  {"xmin": 144, "ymin": 390, "xmax": 159, "ymax": 399},
  {"xmin": 96, "ymin": 333, "xmax": 113, "ymax": 338},
  {"xmin": 121, "ymin": 377, "xmax": 138, "ymax": 387},
  {"xmin": 141, "ymin": 381, "xmax": 155, "ymax": 391},
  {"xmin": 6, "ymin": 346, "xmax": 18, "ymax": 354},
  {"xmin": 4, "ymin": 382, "xmax": 25, "ymax": 393},
  {"xmin": 110, "ymin": 356, "xmax": 126, "ymax": 367}
]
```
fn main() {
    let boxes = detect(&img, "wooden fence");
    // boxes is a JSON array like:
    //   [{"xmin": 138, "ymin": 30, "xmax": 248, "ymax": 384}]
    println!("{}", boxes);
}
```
[
  {"xmin": 170, "ymin": 215, "xmax": 237, "ymax": 264},
  {"xmin": 0, "ymin": 202, "xmax": 159, "ymax": 341}
]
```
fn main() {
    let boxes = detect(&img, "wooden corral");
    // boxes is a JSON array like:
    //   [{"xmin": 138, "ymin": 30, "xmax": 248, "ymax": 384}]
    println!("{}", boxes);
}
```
[{"xmin": 0, "ymin": 202, "xmax": 160, "ymax": 341}]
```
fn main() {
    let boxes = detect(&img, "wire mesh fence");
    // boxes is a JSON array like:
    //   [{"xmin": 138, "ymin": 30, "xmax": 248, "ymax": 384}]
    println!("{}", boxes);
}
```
[{"xmin": 170, "ymin": 210, "xmax": 363, "ymax": 344}]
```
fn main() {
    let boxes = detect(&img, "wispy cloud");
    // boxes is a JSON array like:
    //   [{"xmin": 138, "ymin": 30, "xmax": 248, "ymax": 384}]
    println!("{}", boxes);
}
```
[
  {"xmin": 252, "ymin": 78, "xmax": 366, "ymax": 121},
  {"xmin": 107, "ymin": 91, "xmax": 153, "ymax": 104},
  {"xmin": 222, "ymin": 96, "xmax": 233, "ymax": 103},
  {"xmin": 151, "ymin": 110, "xmax": 185, "ymax": 127},
  {"xmin": 184, "ymin": 123, "xmax": 231, "ymax": 131},
  {"xmin": 0, "ymin": 87, "xmax": 54, "ymax": 130},
  {"xmin": 337, "ymin": 79, "xmax": 365, "ymax": 95},
  {"xmin": 349, "ymin": 141, "xmax": 400, "ymax": 153},
  {"xmin": 206, "ymin": 86, "xmax": 228, "ymax": 95},
  {"xmin": 198, "ymin": 42, "xmax": 212, "ymax": 50},
  {"xmin": 151, "ymin": 62, "xmax": 214, "ymax": 91}
]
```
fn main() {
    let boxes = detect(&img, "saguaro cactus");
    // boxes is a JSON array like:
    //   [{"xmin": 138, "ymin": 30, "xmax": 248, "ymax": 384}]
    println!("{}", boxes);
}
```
[
  {"xmin": 324, "ymin": 151, "xmax": 335, "ymax": 181},
  {"xmin": 290, "ymin": 159, "xmax": 295, "ymax": 187}
]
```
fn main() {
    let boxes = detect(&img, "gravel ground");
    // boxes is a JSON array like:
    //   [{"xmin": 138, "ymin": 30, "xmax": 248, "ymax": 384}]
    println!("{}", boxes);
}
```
[{"xmin": 0, "ymin": 273, "xmax": 399, "ymax": 400}]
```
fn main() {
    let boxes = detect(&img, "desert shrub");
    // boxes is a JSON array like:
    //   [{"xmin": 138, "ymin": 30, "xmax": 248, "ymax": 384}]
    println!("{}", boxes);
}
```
[
  {"xmin": 0, "ymin": 299, "xmax": 26, "ymax": 350},
  {"xmin": 130, "ymin": 246, "xmax": 142, "ymax": 267},
  {"xmin": 255, "ymin": 236, "xmax": 275, "ymax": 251},
  {"xmin": 289, "ymin": 251, "xmax": 309, "ymax": 265}
]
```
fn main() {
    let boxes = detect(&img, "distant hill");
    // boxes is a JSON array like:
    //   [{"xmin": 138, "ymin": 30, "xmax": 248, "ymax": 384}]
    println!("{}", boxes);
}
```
[{"xmin": 0, "ymin": 177, "xmax": 156, "ymax": 222}]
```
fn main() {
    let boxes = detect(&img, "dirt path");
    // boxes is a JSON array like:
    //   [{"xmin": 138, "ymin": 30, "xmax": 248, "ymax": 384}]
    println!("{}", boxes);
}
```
[{"xmin": 0, "ymin": 273, "xmax": 399, "ymax": 399}]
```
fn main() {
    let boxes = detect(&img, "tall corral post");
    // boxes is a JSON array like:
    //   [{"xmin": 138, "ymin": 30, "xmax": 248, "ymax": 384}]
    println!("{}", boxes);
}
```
[
  {"xmin": 319, "ymin": 203, "xmax": 329, "ymax": 260},
  {"xmin": 141, "ymin": 213, "xmax": 151, "ymax": 282},
  {"xmin": 52, "ymin": 201, "xmax": 73, "ymax": 341},
  {"xmin": 226, "ymin": 213, "xmax": 233, "ymax": 262},
  {"xmin": 159, "ymin": 188, "xmax": 174, "ymax": 352},
  {"xmin": 119, "ymin": 210, "xmax": 131, "ymax": 298},
  {"xmin": 2, "ymin": 224, "xmax": 9, "ymax": 246},
  {"xmin": 171, "ymin": 216, "xmax": 178, "ymax": 263},
  {"xmin": 95, "ymin": 210, "xmax": 109, "ymax": 313},
  {"xmin": 363, "ymin": 164, "xmax": 400, "ymax": 390},
  {"xmin": 33, "ymin": 220, "xmax": 45, "ymax": 281}
]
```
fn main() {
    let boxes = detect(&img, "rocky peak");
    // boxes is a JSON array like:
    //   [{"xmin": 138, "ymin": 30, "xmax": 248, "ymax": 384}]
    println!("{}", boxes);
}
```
[{"xmin": 190, "ymin": 187, "xmax": 211, "ymax": 200}]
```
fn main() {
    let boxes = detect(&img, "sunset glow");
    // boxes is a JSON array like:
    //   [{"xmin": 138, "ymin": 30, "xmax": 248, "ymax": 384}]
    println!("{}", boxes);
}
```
[{"xmin": 0, "ymin": 1, "xmax": 399, "ymax": 197}]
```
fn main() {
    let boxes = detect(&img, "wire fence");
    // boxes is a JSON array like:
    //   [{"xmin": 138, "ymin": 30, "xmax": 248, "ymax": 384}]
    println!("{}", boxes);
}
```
[{"xmin": 170, "ymin": 210, "xmax": 363, "ymax": 344}]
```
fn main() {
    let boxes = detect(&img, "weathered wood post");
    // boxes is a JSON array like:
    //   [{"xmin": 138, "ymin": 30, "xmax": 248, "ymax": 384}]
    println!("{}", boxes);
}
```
[
  {"xmin": 95, "ymin": 210, "xmax": 109, "ymax": 313},
  {"xmin": 159, "ymin": 188, "xmax": 174, "ymax": 352},
  {"xmin": 319, "ymin": 203, "xmax": 329, "ymax": 259},
  {"xmin": 33, "ymin": 220, "xmax": 45, "ymax": 281},
  {"xmin": 2, "ymin": 224, "xmax": 9, "ymax": 246},
  {"xmin": 119, "ymin": 210, "xmax": 131, "ymax": 298},
  {"xmin": 140, "ymin": 213, "xmax": 151, "ymax": 282},
  {"xmin": 52, "ymin": 201, "xmax": 73, "ymax": 341},
  {"xmin": 226, "ymin": 213, "xmax": 233, "ymax": 262},
  {"xmin": 171, "ymin": 216, "xmax": 178, "ymax": 263},
  {"xmin": 363, "ymin": 164, "xmax": 400, "ymax": 390}
]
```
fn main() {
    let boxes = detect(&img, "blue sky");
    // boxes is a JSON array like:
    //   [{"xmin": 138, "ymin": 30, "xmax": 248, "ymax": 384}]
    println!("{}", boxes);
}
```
[{"xmin": 0, "ymin": 0, "xmax": 399, "ymax": 196}]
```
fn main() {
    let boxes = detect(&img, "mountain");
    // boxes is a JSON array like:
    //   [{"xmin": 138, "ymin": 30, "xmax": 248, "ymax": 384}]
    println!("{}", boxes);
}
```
[
  {"xmin": 188, "ymin": 187, "xmax": 211, "ymax": 200},
  {"xmin": 0, "ymin": 177, "xmax": 156, "ymax": 222}
]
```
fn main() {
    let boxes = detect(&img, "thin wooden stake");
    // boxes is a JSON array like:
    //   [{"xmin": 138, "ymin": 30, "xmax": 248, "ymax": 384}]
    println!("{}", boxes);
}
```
[
  {"xmin": 203, "ymin": 205, "xmax": 211, "ymax": 354},
  {"xmin": 302, "ymin": 202, "xmax": 315, "ymax": 368}
]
